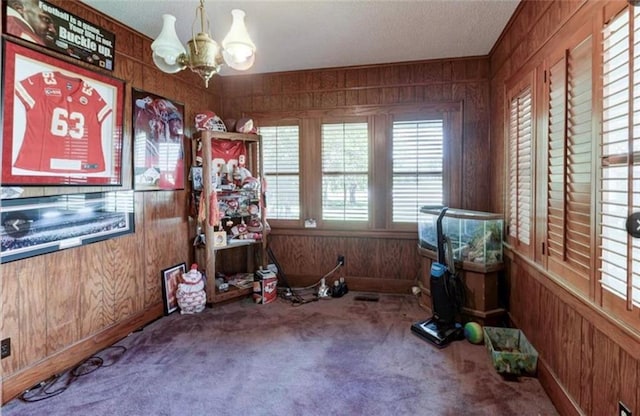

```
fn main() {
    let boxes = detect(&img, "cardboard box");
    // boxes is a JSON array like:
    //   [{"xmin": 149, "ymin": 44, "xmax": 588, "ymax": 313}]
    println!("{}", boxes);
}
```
[
  {"xmin": 253, "ymin": 269, "xmax": 277, "ymax": 304},
  {"xmin": 483, "ymin": 327, "xmax": 538, "ymax": 376}
]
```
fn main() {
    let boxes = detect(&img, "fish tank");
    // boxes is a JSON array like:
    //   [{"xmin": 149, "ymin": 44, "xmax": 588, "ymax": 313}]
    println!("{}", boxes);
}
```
[{"xmin": 418, "ymin": 207, "xmax": 504, "ymax": 265}]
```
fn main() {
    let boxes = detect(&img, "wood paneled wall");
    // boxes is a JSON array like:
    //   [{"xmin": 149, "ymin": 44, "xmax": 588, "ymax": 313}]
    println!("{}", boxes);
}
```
[
  {"xmin": 1, "ymin": 0, "xmax": 221, "ymax": 403},
  {"xmin": 221, "ymin": 57, "xmax": 492, "ymax": 290},
  {"xmin": 491, "ymin": 1, "xmax": 640, "ymax": 415}
]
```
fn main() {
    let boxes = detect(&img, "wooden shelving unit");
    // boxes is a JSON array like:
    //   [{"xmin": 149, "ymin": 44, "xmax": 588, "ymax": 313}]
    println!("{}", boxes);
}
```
[{"xmin": 192, "ymin": 130, "xmax": 268, "ymax": 304}]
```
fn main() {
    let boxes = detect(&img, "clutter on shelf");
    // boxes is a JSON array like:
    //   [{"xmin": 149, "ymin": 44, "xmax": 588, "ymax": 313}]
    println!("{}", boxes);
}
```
[{"xmin": 193, "ymin": 110, "xmax": 257, "ymax": 134}]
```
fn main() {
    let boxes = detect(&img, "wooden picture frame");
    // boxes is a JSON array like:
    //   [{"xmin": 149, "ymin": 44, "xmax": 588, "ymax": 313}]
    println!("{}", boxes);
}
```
[
  {"xmin": 1, "ymin": 40, "xmax": 124, "ymax": 186},
  {"xmin": 132, "ymin": 89, "xmax": 185, "ymax": 191},
  {"xmin": 161, "ymin": 263, "xmax": 185, "ymax": 315},
  {"xmin": 0, "ymin": 190, "xmax": 135, "ymax": 264}
]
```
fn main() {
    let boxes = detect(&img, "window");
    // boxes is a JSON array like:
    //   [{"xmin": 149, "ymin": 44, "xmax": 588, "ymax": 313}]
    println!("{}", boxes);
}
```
[
  {"xmin": 321, "ymin": 122, "xmax": 369, "ymax": 221},
  {"xmin": 600, "ymin": 7, "xmax": 640, "ymax": 309},
  {"xmin": 391, "ymin": 119, "xmax": 444, "ymax": 223},
  {"xmin": 259, "ymin": 125, "xmax": 300, "ymax": 220},
  {"xmin": 507, "ymin": 83, "xmax": 533, "ymax": 250}
]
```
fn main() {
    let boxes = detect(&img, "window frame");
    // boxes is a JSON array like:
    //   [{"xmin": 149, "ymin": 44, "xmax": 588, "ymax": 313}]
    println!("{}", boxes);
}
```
[
  {"xmin": 597, "ymin": 4, "xmax": 640, "ymax": 326},
  {"xmin": 319, "ymin": 117, "xmax": 371, "ymax": 228},
  {"xmin": 252, "ymin": 102, "xmax": 462, "ymax": 233},
  {"xmin": 258, "ymin": 120, "xmax": 302, "ymax": 223},
  {"xmin": 389, "ymin": 113, "xmax": 447, "ymax": 227}
]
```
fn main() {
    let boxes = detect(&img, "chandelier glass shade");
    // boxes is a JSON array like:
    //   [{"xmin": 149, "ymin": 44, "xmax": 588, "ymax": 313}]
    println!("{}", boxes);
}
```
[{"xmin": 150, "ymin": 0, "xmax": 255, "ymax": 87}]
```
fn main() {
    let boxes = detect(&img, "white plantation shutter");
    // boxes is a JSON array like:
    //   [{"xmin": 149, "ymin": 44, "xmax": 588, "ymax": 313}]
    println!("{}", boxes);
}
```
[
  {"xmin": 259, "ymin": 125, "xmax": 300, "ymax": 220},
  {"xmin": 508, "ymin": 85, "xmax": 532, "ymax": 248},
  {"xmin": 545, "ymin": 34, "xmax": 593, "ymax": 294},
  {"xmin": 392, "ymin": 119, "xmax": 443, "ymax": 222},
  {"xmin": 600, "ymin": 7, "xmax": 640, "ymax": 308},
  {"xmin": 321, "ymin": 122, "xmax": 369, "ymax": 221}
]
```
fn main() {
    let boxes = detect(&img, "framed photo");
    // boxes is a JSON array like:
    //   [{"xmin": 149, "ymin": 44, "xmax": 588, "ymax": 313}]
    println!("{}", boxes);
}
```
[
  {"xmin": 3, "ymin": 0, "xmax": 116, "ymax": 71},
  {"xmin": 1, "ymin": 40, "xmax": 124, "ymax": 186},
  {"xmin": 213, "ymin": 230, "xmax": 227, "ymax": 248},
  {"xmin": 190, "ymin": 166, "xmax": 203, "ymax": 191},
  {"xmin": 132, "ymin": 89, "xmax": 185, "ymax": 191},
  {"xmin": 161, "ymin": 263, "xmax": 186, "ymax": 315},
  {"xmin": 0, "ymin": 190, "xmax": 135, "ymax": 263}
]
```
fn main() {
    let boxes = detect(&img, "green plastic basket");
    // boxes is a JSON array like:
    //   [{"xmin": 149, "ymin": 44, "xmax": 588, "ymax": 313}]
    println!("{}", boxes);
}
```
[{"xmin": 483, "ymin": 327, "xmax": 539, "ymax": 376}]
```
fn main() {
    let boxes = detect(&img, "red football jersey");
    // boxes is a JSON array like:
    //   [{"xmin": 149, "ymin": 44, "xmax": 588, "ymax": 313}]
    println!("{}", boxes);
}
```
[
  {"xmin": 211, "ymin": 140, "xmax": 247, "ymax": 172},
  {"xmin": 196, "ymin": 139, "xmax": 247, "ymax": 173},
  {"xmin": 14, "ymin": 71, "xmax": 112, "ymax": 174}
]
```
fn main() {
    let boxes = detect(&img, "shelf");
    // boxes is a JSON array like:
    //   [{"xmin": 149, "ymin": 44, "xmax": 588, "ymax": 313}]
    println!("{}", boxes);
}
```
[
  {"xmin": 193, "ymin": 131, "xmax": 260, "ymax": 143},
  {"xmin": 211, "ymin": 285, "xmax": 253, "ymax": 304},
  {"xmin": 215, "ymin": 239, "xmax": 264, "ymax": 251}
]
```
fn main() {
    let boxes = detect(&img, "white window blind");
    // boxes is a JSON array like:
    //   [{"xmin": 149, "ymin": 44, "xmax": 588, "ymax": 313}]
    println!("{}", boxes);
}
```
[
  {"xmin": 391, "ymin": 119, "xmax": 443, "ymax": 222},
  {"xmin": 508, "ymin": 86, "xmax": 532, "ymax": 246},
  {"xmin": 259, "ymin": 125, "xmax": 300, "ymax": 220},
  {"xmin": 321, "ymin": 122, "xmax": 369, "ymax": 221},
  {"xmin": 600, "ymin": 7, "xmax": 640, "ymax": 308}
]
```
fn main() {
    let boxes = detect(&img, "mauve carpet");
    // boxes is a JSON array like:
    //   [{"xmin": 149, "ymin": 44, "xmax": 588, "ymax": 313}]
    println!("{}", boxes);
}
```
[{"xmin": 2, "ymin": 293, "xmax": 558, "ymax": 416}]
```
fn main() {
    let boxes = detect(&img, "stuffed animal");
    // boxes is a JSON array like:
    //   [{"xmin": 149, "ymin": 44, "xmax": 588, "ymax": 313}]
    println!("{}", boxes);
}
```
[{"xmin": 176, "ymin": 264, "xmax": 206, "ymax": 314}]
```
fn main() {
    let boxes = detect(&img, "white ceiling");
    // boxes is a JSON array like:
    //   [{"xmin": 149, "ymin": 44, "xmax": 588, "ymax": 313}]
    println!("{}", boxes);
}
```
[{"xmin": 80, "ymin": 0, "xmax": 520, "ymax": 76}]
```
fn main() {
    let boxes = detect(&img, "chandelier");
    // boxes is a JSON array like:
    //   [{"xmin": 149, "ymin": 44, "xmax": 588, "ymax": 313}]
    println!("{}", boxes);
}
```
[{"xmin": 150, "ymin": 0, "xmax": 256, "ymax": 87}]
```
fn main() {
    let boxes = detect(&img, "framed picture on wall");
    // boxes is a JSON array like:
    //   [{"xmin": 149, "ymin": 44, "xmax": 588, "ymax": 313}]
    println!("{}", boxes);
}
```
[
  {"xmin": 1, "ymin": 40, "xmax": 124, "ymax": 186},
  {"xmin": 161, "ymin": 263, "xmax": 186, "ymax": 315},
  {"xmin": 132, "ymin": 89, "xmax": 185, "ymax": 191},
  {"xmin": 0, "ymin": 191, "xmax": 135, "ymax": 264},
  {"xmin": 2, "ymin": 0, "xmax": 116, "ymax": 71}
]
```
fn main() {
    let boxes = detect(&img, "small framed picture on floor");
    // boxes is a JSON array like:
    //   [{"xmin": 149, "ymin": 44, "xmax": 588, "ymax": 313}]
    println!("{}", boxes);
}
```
[{"xmin": 161, "ymin": 263, "xmax": 185, "ymax": 315}]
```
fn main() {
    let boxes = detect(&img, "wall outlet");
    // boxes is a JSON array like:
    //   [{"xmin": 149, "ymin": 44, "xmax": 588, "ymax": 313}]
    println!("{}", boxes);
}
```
[
  {"xmin": 337, "ymin": 255, "xmax": 345, "ymax": 266},
  {"xmin": 619, "ymin": 401, "xmax": 632, "ymax": 416},
  {"xmin": 1, "ymin": 338, "xmax": 11, "ymax": 359}
]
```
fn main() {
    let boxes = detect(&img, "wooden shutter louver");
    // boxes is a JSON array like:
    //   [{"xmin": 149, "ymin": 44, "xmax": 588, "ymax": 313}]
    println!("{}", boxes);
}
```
[
  {"xmin": 546, "ymin": 35, "xmax": 593, "ymax": 292},
  {"xmin": 508, "ymin": 86, "xmax": 532, "ymax": 247},
  {"xmin": 600, "ymin": 8, "xmax": 640, "ymax": 310},
  {"xmin": 547, "ymin": 57, "xmax": 567, "ymax": 261}
]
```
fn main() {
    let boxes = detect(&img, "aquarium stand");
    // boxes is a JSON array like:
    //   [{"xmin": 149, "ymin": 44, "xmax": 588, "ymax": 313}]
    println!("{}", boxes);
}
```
[{"xmin": 417, "ymin": 246, "xmax": 506, "ymax": 326}]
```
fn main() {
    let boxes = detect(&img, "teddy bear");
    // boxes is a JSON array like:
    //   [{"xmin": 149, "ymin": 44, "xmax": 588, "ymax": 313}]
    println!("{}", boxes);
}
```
[{"xmin": 176, "ymin": 263, "xmax": 206, "ymax": 314}]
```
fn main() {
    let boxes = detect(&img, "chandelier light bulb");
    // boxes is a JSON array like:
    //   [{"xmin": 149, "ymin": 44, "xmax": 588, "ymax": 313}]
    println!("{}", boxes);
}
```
[
  {"xmin": 151, "ymin": 15, "xmax": 187, "ymax": 73},
  {"xmin": 222, "ymin": 9, "xmax": 256, "ymax": 71},
  {"xmin": 150, "ymin": 2, "xmax": 256, "ymax": 87}
]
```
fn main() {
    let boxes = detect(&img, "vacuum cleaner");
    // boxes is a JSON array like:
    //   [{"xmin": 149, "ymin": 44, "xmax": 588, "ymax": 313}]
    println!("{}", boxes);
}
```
[{"xmin": 411, "ymin": 206, "xmax": 464, "ymax": 348}]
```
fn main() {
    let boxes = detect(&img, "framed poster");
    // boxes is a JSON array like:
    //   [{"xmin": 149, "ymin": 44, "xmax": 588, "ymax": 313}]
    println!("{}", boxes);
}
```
[
  {"xmin": 161, "ymin": 263, "xmax": 186, "ymax": 315},
  {"xmin": 0, "ymin": 191, "xmax": 135, "ymax": 264},
  {"xmin": 3, "ymin": 0, "xmax": 116, "ymax": 71},
  {"xmin": 1, "ymin": 40, "xmax": 124, "ymax": 186},
  {"xmin": 132, "ymin": 89, "xmax": 185, "ymax": 191}
]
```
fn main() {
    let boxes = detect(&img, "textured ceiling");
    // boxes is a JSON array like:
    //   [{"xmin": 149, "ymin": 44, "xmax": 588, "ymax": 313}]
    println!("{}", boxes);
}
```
[{"xmin": 80, "ymin": 0, "xmax": 520, "ymax": 76}]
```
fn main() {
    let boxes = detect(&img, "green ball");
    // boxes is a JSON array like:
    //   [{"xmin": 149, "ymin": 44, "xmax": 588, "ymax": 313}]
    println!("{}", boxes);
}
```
[{"xmin": 464, "ymin": 322, "xmax": 484, "ymax": 344}]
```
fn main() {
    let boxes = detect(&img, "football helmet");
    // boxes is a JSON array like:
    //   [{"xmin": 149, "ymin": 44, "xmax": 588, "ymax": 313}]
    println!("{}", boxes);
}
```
[
  {"xmin": 194, "ymin": 111, "xmax": 227, "ymax": 132},
  {"xmin": 236, "ymin": 117, "xmax": 257, "ymax": 134}
]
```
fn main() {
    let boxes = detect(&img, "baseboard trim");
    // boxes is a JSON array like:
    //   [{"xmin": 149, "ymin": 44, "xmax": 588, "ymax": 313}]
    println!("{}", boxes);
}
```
[{"xmin": 1, "ymin": 303, "xmax": 163, "ymax": 405}]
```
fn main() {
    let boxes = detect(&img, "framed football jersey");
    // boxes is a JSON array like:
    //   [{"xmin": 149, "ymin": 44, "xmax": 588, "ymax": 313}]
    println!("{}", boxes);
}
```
[{"xmin": 1, "ymin": 40, "xmax": 124, "ymax": 185}]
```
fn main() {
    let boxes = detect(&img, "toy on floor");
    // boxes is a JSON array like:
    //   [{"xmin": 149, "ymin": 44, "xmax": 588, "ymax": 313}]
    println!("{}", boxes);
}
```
[
  {"xmin": 464, "ymin": 321, "xmax": 484, "ymax": 344},
  {"xmin": 177, "ymin": 264, "xmax": 206, "ymax": 314}
]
